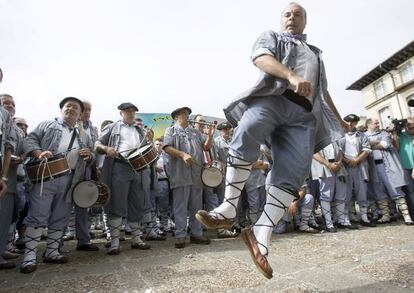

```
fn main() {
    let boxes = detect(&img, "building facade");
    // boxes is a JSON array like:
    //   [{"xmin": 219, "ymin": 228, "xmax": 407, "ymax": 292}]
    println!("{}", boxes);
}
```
[{"xmin": 347, "ymin": 41, "xmax": 414, "ymax": 128}]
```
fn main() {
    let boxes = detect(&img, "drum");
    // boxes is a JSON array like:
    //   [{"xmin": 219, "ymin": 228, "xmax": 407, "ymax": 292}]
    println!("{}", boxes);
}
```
[
  {"xmin": 127, "ymin": 144, "xmax": 158, "ymax": 171},
  {"xmin": 201, "ymin": 160, "xmax": 224, "ymax": 188},
  {"xmin": 72, "ymin": 180, "xmax": 110, "ymax": 208},
  {"xmin": 25, "ymin": 155, "xmax": 70, "ymax": 184}
]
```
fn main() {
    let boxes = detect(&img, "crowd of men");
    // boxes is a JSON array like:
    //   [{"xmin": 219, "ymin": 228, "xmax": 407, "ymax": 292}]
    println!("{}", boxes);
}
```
[
  {"xmin": 0, "ymin": 93, "xmax": 413, "ymax": 275},
  {"xmin": 0, "ymin": 2, "xmax": 413, "ymax": 281}
]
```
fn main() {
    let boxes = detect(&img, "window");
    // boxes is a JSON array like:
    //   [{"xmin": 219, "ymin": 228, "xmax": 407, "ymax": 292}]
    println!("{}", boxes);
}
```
[
  {"xmin": 374, "ymin": 79, "xmax": 385, "ymax": 98},
  {"xmin": 378, "ymin": 106, "xmax": 392, "ymax": 128},
  {"xmin": 401, "ymin": 62, "xmax": 414, "ymax": 83}
]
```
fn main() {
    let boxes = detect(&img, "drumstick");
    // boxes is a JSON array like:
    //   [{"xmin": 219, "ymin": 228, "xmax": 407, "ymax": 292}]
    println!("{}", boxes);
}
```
[
  {"xmin": 189, "ymin": 160, "xmax": 204, "ymax": 168},
  {"xmin": 118, "ymin": 121, "xmax": 158, "ymax": 155},
  {"xmin": 135, "ymin": 121, "xmax": 158, "ymax": 150}
]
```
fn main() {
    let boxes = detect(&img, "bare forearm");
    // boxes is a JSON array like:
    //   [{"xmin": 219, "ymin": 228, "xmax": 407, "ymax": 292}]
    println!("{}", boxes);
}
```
[
  {"xmin": 95, "ymin": 144, "xmax": 109, "ymax": 155},
  {"xmin": 313, "ymin": 153, "xmax": 329, "ymax": 166},
  {"xmin": 254, "ymin": 55, "xmax": 294, "ymax": 81},
  {"xmin": 164, "ymin": 146, "xmax": 185, "ymax": 159},
  {"xmin": 1, "ymin": 148, "xmax": 12, "ymax": 178},
  {"xmin": 355, "ymin": 151, "xmax": 369, "ymax": 163},
  {"xmin": 204, "ymin": 135, "xmax": 213, "ymax": 151}
]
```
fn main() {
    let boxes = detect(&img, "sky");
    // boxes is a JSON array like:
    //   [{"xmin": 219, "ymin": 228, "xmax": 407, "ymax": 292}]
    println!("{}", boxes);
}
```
[{"xmin": 0, "ymin": 0, "xmax": 413, "ymax": 130}]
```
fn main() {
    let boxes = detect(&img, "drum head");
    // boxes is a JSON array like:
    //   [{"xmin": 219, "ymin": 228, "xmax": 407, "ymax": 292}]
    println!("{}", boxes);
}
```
[
  {"xmin": 127, "ymin": 144, "xmax": 152, "ymax": 159},
  {"xmin": 73, "ymin": 181, "xmax": 99, "ymax": 208},
  {"xmin": 201, "ymin": 167, "xmax": 223, "ymax": 188}
]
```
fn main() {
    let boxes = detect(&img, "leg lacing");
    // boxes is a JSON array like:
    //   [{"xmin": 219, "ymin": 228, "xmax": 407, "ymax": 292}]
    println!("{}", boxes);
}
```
[
  {"xmin": 253, "ymin": 186, "xmax": 293, "ymax": 257},
  {"xmin": 320, "ymin": 201, "xmax": 334, "ymax": 228},
  {"xmin": 129, "ymin": 222, "xmax": 146, "ymax": 244},
  {"xmin": 44, "ymin": 229, "xmax": 64, "ymax": 259},
  {"xmin": 108, "ymin": 217, "xmax": 123, "ymax": 249},
  {"xmin": 395, "ymin": 197, "xmax": 413, "ymax": 223},
  {"xmin": 253, "ymin": 189, "xmax": 289, "ymax": 229},
  {"xmin": 212, "ymin": 155, "xmax": 252, "ymax": 219},
  {"xmin": 21, "ymin": 233, "xmax": 41, "ymax": 267}
]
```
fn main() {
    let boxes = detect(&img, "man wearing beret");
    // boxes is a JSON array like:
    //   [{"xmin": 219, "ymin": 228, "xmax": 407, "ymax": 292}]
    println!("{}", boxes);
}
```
[
  {"xmin": 193, "ymin": 115, "xmax": 237, "ymax": 239},
  {"xmin": 196, "ymin": 3, "xmax": 346, "ymax": 278},
  {"xmin": 63, "ymin": 100, "xmax": 101, "ymax": 251},
  {"xmin": 21, "ymin": 97, "xmax": 93, "ymax": 273},
  {"xmin": 214, "ymin": 121, "xmax": 233, "ymax": 205},
  {"xmin": 163, "ymin": 107, "xmax": 214, "ymax": 248},
  {"xmin": 365, "ymin": 117, "xmax": 413, "ymax": 225},
  {"xmin": 95, "ymin": 102, "xmax": 152, "ymax": 255},
  {"xmin": 339, "ymin": 114, "xmax": 374, "ymax": 228}
]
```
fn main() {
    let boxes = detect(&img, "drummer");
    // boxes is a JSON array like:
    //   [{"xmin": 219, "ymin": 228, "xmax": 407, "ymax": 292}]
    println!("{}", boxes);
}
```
[
  {"xmin": 163, "ymin": 107, "xmax": 214, "ymax": 248},
  {"xmin": 95, "ymin": 102, "xmax": 152, "ymax": 255},
  {"xmin": 193, "ymin": 115, "xmax": 237, "ymax": 239},
  {"xmin": 21, "ymin": 97, "xmax": 94, "ymax": 274},
  {"xmin": 71, "ymin": 100, "xmax": 100, "ymax": 251}
]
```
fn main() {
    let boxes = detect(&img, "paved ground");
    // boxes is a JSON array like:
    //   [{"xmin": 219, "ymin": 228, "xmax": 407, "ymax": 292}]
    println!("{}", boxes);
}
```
[{"xmin": 1, "ymin": 221, "xmax": 414, "ymax": 293}]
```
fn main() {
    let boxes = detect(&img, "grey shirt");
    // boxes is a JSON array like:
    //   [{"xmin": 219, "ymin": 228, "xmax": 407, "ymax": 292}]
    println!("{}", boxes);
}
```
[
  {"xmin": 0, "ymin": 106, "xmax": 16, "ymax": 163},
  {"xmin": 365, "ymin": 130, "xmax": 409, "ymax": 188},
  {"xmin": 6, "ymin": 124, "xmax": 25, "ymax": 193},
  {"xmin": 163, "ymin": 124, "xmax": 205, "ymax": 189},
  {"xmin": 215, "ymin": 135, "xmax": 231, "ymax": 163},
  {"xmin": 311, "ymin": 142, "xmax": 347, "ymax": 179},
  {"xmin": 338, "ymin": 131, "xmax": 371, "ymax": 181},
  {"xmin": 23, "ymin": 118, "xmax": 93, "ymax": 202},
  {"xmin": 223, "ymin": 30, "xmax": 343, "ymax": 153},
  {"xmin": 95, "ymin": 120, "xmax": 149, "ymax": 191}
]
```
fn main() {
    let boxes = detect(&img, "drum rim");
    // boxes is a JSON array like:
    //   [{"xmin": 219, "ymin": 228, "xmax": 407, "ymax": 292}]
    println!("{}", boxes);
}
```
[
  {"xmin": 25, "ymin": 155, "xmax": 67, "ymax": 167},
  {"xmin": 72, "ymin": 181, "xmax": 100, "ymax": 208},
  {"xmin": 201, "ymin": 167, "xmax": 223, "ymax": 187},
  {"xmin": 28, "ymin": 169, "xmax": 71, "ymax": 184},
  {"xmin": 127, "ymin": 144, "xmax": 153, "ymax": 158}
]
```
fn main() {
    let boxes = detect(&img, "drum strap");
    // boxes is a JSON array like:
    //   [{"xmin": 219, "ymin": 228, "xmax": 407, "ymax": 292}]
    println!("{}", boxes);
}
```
[
  {"xmin": 67, "ymin": 128, "xmax": 77, "ymax": 152},
  {"xmin": 203, "ymin": 150, "xmax": 212, "ymax": 165}
]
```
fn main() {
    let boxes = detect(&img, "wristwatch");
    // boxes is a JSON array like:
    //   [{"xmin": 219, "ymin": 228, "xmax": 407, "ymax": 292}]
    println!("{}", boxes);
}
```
[{"xmin": 1, "ymin": 176, "xmax": 8, "ymax": 183}]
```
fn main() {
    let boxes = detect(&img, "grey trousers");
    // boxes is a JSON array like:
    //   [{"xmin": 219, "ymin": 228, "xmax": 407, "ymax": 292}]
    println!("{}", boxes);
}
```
[
  {"xmin": 367, "ymin": 180, "xmax": 388, "ymax": 201},
  {"xmin": 375, "ymin": 163, "xmax": 405, "ymax": 200},
  {"xmin": 203, "ymin": 186, "xmax": 219, "ymax": 212},
  {"xmin": 230, "ymin": 96, "xmax": 316, "ymax": 193},
  {"xmin": 0, "ymin": 192, "xmax": 14, "ymax": 260},
  {"xmin": 345, "ymin": 167, "xmax": 368, "ymax": 207},
  {"xmin": 105, "ymin": 162, "xmax": 151, "ymax": 222},
  {"xmin": 318, "ymin": 176, "xmax": 347, "ymax": 202},
  {"xmin": 75, "ymin": 206, "xmax": 91, "ymax": 245},
  {"xmin": 24, "ymin": 174, "xmax": 73, "ymax": 230},
  {"xmin": 172, "ymin": 185, "xmax": 203, "ymax": 238}
]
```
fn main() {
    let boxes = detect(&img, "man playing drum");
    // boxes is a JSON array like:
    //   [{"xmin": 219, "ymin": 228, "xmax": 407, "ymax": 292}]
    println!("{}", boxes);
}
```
[
  {"xmin": 196, "ymin": 2, "xmax": 345, "ymax": 278},
  {"xmin": 21, "ymin": 97, "xmax": 93, "ymax": 273},
  {"xmin": 95, "ymin": 102, "xmax": 152, "ymax": 255},
  {"xmin": 68, "ymin": 100, "xmax": 101, "ymax": 251},
  {"xmin": 163, "ymin": 107, "xmax": 214, "ymax": 248},
  {"xmin": 193, "ymin": 115, "xmax": 237, "ymax": 239}
]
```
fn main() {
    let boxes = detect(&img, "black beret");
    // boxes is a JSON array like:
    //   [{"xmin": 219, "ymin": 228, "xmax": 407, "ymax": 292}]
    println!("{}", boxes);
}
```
[
  {"xmin": 343, "ymin": 114, "xmax": 360, "ymax": 123},
  {"xmin": 171, "ymin": 106, "xmax": 192, "ymax": 119},
  {"xmin": 118, "ymin": 102, "xmax": 138, "ymax": 111},
  {"xmin": 217, "ymin": 121, "xmax": 232, "ymax": 130},
  {"xmin": 59, "ymin": 97, "xmax": 84, "ymax": 112}
]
